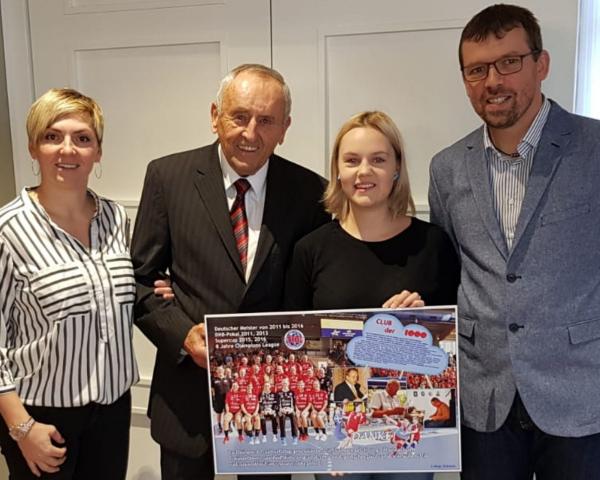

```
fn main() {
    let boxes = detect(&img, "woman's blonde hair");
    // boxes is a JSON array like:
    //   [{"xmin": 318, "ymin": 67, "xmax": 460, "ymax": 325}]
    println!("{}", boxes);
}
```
[
  {"xmin": 27, "ymin": 88, "xmax": 104, "ymax": 150},
  {"xmin": 323, "ymin": 111, "xmax": 415, "ymax": 219}
]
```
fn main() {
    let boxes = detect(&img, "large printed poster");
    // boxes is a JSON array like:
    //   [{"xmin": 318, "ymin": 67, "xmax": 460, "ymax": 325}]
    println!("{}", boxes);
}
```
[{"xmin": 205, "ymin": 307, "xmax": 460, "ymax": 475}]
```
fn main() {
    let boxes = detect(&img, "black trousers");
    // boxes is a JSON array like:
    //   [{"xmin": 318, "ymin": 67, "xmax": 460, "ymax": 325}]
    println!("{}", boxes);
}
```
[
  {"xmin": 462, "ymin": 393, "xmax": 600, "ymax": 480},
  {"xmin": 261, "ymin": 413, "xmax": 279, "ymax": 435},
  {"xmin": 0, "ymin": 391, "xmax": 131, "ymax": 480},
  {"xmin": 278, "ymin": 412, "xmax": 297, "ymax": 438}
]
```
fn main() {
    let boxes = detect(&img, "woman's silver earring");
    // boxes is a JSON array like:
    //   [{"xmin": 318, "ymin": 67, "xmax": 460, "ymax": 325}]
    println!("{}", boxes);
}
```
[
  {"xmin": 392, "ymin": 171, "xmax": 400, "ymax": 181},
  {"xmin": 94, "ymin": 162, "xmax": 103, "ymax": 179},
  {"xmin": 31, "ymin": 159, "xmax": 40, "ymax": 176},
  {"xmin": 336, "ymin": 175, "xmax": 341, "ymax": 181}
]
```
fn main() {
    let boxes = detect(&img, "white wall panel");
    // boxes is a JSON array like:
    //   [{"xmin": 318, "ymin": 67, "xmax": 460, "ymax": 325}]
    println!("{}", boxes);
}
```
[
  {"xmin": 323, "ymin": 23, "xmax": 478, "ymax": 209},
  {"xmin": 77, "ymin": 42, "xmax": 221, "ymax": 199},
  {"xmin": 273, "ymin": 0, "xmax": 579, "ymax": 215},
  {"xmin": 7, "ymin": 0, "xmax": 271, "ymax": 197},
  {"xmin": 66, "ymin": 0, "xmax": 224, "ymax": 15}
]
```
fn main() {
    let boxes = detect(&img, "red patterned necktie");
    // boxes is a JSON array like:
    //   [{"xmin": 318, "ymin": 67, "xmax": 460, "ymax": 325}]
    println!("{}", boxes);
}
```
[{"xmin": 230, "ymin": 178, "xmax": 251, "ymax": 272}]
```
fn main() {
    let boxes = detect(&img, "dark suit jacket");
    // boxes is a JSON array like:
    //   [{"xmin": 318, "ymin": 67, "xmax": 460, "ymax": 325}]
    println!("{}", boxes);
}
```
[
  {"xmin": 132, "ymin": 142, "xmax": 329, "ymax": 457},
  {"xmin": 333, "ymin": 381, "xmax": 364, "ymax": 402}
]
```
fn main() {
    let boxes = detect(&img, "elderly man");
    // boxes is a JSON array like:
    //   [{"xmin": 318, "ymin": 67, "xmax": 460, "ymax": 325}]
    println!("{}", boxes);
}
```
[
  {"xmin": 132, "ymin": 64, "xmax": 329, "ymax": 479},
  {"xmin": 333, "ymin": 368, "xmax": 364, "ymax": 403},
  {"xmin": 369, "ymin": 379, "xmax": 404, "ymax": 418},
  {"xmin": 429, "ymin": 5, "xmax": 600, "ymax": 479}
]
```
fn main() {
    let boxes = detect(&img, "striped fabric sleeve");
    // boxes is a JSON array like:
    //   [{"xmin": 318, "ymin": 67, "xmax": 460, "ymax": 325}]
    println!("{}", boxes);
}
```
[{"xmin": 0, "ymin": 238, "xmax": 17, "ymax": 392}]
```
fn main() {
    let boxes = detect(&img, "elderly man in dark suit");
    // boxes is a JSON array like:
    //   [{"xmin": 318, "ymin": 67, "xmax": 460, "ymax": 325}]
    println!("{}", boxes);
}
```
[
  {"xmin": 333, "ymin": 368, "xmax": 364, "ymax": 403},
  {"xmin": 429, "ymin": 5, "xmax": 600, "ymax": 480},
  {"xmin": 132, "ymin": 64, "xmax": 329, "ymax": 480}
]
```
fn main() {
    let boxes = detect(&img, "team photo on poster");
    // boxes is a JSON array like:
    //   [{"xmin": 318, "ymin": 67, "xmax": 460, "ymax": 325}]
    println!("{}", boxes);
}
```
[{"xmin": 205, "ymin": 307, "xmax": 460, "ymax": 475}]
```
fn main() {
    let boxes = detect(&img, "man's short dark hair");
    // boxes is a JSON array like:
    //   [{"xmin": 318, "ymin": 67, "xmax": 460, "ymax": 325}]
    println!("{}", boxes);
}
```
[{"xmin": 459, "ymin": 4, "xmax": 543, "ymax": 67}]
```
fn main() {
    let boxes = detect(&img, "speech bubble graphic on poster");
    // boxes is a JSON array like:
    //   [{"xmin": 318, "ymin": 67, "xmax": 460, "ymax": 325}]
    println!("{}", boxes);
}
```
[{"xmin": 346, "ymin": 313, "xmax": 447, "ymax": 375}]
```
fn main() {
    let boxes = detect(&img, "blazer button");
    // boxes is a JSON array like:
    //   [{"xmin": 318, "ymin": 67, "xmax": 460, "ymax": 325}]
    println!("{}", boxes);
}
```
[
  {"xmin": 508, "ymin": 323, "xmax": 522, "ymax": 333},
  {"xmin": 506, "ymin": 273, "xmax": 518, "ymax": 283}
]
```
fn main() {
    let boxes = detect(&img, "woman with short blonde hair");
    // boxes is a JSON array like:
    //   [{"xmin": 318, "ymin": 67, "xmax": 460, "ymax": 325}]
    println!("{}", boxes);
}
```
[{"xmin": 0, "ymin": 88, "xmax": 171, "ymax": 479}]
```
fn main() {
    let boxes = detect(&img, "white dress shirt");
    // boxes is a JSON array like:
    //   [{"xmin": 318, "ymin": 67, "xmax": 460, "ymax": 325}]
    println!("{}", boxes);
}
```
[
  {"xmin": 369, "ymin": 389, "xmax": 401, "ymax": 410},
  {"xmin": 219, "ymin": 145, "xmax": 268, "ymax": 281}
]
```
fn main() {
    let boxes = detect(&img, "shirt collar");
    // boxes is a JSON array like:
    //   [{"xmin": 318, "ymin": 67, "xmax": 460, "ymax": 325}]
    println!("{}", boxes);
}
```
[
  {"xmin": 218, "ymin": 144, "xmax": 269, "ymax": 196},
  {"xmin": 23, "ymin": 186, "xmax": 102, "ymax": 219},
  {"xmin": 483, "ymin": 96, "xmax": 551, "ymax": 158}
]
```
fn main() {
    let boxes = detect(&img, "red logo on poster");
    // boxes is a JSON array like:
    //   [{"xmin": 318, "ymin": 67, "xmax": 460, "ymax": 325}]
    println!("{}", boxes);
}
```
[{"xmin": 283, "ymin": 329, "xmax": 305, "ymax": 350}]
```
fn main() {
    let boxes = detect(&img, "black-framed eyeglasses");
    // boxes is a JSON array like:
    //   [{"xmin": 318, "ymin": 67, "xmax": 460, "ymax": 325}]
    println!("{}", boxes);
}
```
[{"xmin": 461, "ymin": 50, "xmax": 541, "ymax": 82}]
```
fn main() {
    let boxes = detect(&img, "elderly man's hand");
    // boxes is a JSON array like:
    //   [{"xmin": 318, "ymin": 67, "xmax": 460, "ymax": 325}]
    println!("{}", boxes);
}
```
[{"xmin": 183, "ymin": 323, "xmax": 208, "ymax": 369}]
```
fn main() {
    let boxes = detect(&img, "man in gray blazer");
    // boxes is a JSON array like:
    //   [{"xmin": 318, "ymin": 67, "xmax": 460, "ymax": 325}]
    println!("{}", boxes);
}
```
[
  {"xmin": 132, "ymin": 64, "xmax": 328, "ymax": 479},
  {"xmin": 429, "ymin": 5, "xmax": 600, "ymax": 480}
]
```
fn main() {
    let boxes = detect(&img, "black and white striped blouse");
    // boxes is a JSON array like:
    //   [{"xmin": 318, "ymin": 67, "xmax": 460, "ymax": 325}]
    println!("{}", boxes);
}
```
[{"xmin": 0, "ymin": 188, "xmax": 139, "ymax": 407}]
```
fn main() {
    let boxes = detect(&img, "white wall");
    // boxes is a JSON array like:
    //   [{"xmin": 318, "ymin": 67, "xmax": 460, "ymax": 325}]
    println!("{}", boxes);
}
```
[{"xmin": 0, "ymin": 5, "xmax": 15, "ymax": 206}]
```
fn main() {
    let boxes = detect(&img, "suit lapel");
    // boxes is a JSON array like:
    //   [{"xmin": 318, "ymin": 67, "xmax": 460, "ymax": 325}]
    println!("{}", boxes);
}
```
[
  {"xmin": 510, "ymin": 103, "xmax": 573, "ymax": 254},
  {"xmin": 465, "ymin": 133, "xmax": 509, "ymax": 259},
  {"xmin": 193, "ymin": 143, "xmax": 245, "ymax": 279},
  {"xmin": 246, "ymin": 155, "xmax": 282, "ymax": 287}
]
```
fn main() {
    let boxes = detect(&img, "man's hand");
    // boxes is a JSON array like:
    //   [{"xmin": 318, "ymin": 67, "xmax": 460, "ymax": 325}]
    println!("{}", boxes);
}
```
[
  {"xmin": 183, "ymin": 323, "xmax": 208, "ymax": 369},
  {"xmin": 153, "ymin": 278, "xmax": 174, "ymax": 300},
  {"xmin": 18, "ymin": 422, "xmax": 66, "ymax": 477},
  {"xmin": 382, "ymin": 290, "xmax": 425, "ymax": 309}
]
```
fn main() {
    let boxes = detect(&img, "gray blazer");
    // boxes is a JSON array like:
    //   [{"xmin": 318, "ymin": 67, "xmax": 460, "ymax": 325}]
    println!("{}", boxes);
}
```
[{"xmin": 429, "ymin": 101, "xmax": 600, "ymax": 437}]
